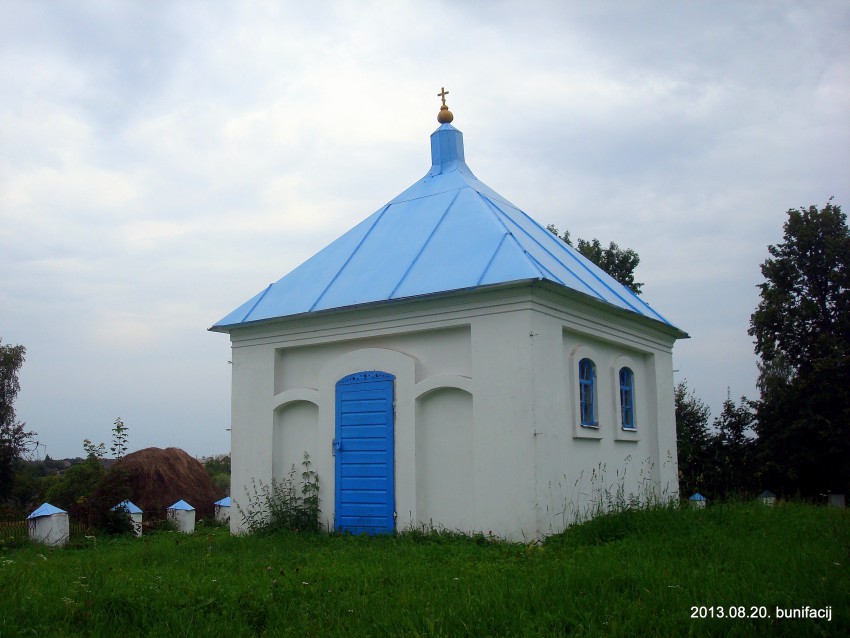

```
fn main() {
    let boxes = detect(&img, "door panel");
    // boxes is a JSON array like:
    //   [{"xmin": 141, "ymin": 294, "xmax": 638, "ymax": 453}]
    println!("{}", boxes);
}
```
[{"xmin": 335, "ymin": 371, "xmax": 395, "ymax": 534}]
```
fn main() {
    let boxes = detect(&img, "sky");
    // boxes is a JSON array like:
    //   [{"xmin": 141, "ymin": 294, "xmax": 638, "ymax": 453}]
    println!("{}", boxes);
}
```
[{"xmin": 1, "ymin": 1, "xmax": 848, "ymax": 460}]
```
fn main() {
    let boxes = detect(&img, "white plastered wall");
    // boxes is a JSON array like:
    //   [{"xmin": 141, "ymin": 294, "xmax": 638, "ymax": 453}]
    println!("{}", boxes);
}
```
[
  {"xmin": 530, "ymin": 291, "xmax": 680, "ymax": 535},
  {"xmin": 28, "ymin": 513, "xmax": 69, "ymax": 547},
  {"xmin": 228, "ymin": 313, "xmax": 476, "ymax": 534},
  {"xmin": 226, "ymin": 283, "xmax": 681, "ymax": 539}
]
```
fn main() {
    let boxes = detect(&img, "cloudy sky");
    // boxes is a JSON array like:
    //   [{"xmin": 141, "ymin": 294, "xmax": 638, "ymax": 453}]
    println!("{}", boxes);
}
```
[{"xmin": 2, "ymin": 1, "xmax": 848, "ymax": 460}]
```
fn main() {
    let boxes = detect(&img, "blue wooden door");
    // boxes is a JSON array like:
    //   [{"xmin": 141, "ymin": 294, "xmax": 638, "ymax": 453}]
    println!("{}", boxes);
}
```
[{"xmin": 334, "ymin": 371, "xmax": 395, "ymax": 534}]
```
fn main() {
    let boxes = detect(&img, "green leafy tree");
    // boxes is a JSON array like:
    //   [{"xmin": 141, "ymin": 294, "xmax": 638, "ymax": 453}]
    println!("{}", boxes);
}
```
[
  {"xmin": 204, "ymin": 454, "xmax": 231, "ymax": 495},
  {"xmin": 1, "ymin": 339, "xmax": 35, "ymax": 501},
  {"xmin": 83, "ymin": 438, "xmax": 105, "ymax": 461},
  {"xmin": 709, "ymin": 396, "xmax": 757, "ymax": 498},
  {"xmin": 46, "ymin": 430, "xmax": 132, "ymax": 533},
  {"xmin": 674, "ymin": 381, "xmax": 712, "ymax": 498},
  {"xmin": 45, "ymin": 444, "xmax": 106, "ymax": 515},
  {"xmin": 204, "ymin": 454, "xmax": 231, "ymax": 476},
  {"xmin": 748, "ymin": 201, "xmax": 850, "ymax": 496},
  {"xmin": 547, "ymin": 225, "xmax": 643, "ymax": 294}
]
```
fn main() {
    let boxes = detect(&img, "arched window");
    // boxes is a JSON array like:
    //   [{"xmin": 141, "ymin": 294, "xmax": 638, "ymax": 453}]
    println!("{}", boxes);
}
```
[
  {"xmin": 619, "ymin": 367, "xmax": 635, "ymax": 430},
  {"xmin": 579, "ymin": 358, "xmax": 597, "ymax": 426}
]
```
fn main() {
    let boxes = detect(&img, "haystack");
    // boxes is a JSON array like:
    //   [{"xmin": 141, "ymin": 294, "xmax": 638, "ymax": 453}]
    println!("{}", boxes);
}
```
[{"xmin": 114, "ymin": 447, "xmax": 223, "ymax": 519}]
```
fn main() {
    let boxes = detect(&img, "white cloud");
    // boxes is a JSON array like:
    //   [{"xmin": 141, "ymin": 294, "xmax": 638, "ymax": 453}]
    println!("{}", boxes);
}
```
[{"xmin": 2, "ymin": 0, "xmax": 848, "ymax": 457}]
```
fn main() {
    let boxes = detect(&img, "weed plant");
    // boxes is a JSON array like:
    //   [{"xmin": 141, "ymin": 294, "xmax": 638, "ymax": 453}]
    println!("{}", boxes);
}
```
[
  {"xmin": 555, "ymin": 457, "xmax": 675, "ymax": 532},
  {"xmin": 0, "ymin": 500, "xmax": 846, "ymax": 636},
  {"xmin": 238, "ymin": 453, "xmax": 321, "ymax": 534}
]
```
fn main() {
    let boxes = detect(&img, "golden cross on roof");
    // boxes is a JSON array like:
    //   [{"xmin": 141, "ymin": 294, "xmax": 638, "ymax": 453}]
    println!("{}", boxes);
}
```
[{"xmin": 436, "ymin": 87, "xmax": 453, "ymax": 124}]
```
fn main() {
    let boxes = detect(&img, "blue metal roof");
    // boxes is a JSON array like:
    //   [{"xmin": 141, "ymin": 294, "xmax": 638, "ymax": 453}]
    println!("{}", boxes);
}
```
[
  {"xmin": 167, "ymin": 499, "xmax": 194, "ymax": 511},
  {"xmin": 212, "ymin": 122, "xmax": 679, "ymax": 331},
  {"xmin": 214, "ymin": 496, "xmax": 231, "ymax": 507},
  {"xmin": 28, "ymin": 502, "xmax": 66, "ymax": 519},
  {"xmin": 112, "ymin": 500, "xmax": 142, "ymax": 514}
]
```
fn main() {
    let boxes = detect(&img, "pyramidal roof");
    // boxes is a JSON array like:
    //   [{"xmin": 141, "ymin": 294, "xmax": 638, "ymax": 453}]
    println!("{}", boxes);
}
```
[
  {"xmin": 28, "ymin": 502, "xmax": 66, "ymax": 519},
  {"xmin": 212, "ymin": 105, "xmax": 680, "ymax": 333},
  {"xmin": 167, "ymin": 499, "xmax": 194, "ymax": 511},
  {"xmin": 112, "ymin": 500, "xmax": 143, "ymax": 514}
]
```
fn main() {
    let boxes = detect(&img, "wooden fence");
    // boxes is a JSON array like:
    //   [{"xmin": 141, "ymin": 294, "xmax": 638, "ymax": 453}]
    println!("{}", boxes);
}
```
[
  {"xmin": 0, "ymin": 519, "xmax": 27, "ymax": 544},
  {"xmin": 0, "ymin": 516, "xmax": 114, "ymax": 544}
]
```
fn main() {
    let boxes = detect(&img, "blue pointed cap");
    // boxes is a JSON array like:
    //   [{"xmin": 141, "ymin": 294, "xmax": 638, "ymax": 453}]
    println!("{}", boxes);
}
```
[
  {"xmin": 689, "ymin": 492, "xmax": 707, "ymax": 501},
  {"xmin": 212, "ymin": 103, "xmax": 686, "ymax": 338},
  {"xmin": 28, "ymin": 502, "xmax": 66, "ymax": 518},
  {"xmin": 167, "ymin": 499, "xmax": 194, "ymax": 511},
  {"xmin": 112, "ymin": 500, "xmax": 142, "ymax": 514},
  {"xmin": 214, "ymin": 496, "xmax": 231, "ymax": 507}
]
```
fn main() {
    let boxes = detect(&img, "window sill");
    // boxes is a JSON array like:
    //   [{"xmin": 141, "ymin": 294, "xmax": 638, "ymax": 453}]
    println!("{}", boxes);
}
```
[
  {"xmin": 615, "ymin": 427, "xmax": 640, "ymax": 442},
  {"xmin": 574, "ymin": 424, "xmax": 603, "ymax": 440}
]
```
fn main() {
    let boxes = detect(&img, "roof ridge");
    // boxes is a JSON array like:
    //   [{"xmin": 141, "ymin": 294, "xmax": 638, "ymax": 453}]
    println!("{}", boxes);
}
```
[
  {"xmin": 241, "ymin": 283, "xmax": 273, "ymax": 323},
  {"xmin": 389, "ymin": 189, "xmax": 462, "ymax": 299},
  {"xmin": 391, "ymin": 183, "xmax": 462, "ymax": 206},
  {"xmin": 473, "ymin": 191, "xmax": 548, "ymax": 281},
  {"xmin": 488, "ymin": 197, "xmax": 645, "ymax": 314},
  {"xmin": 309, "ymin": 203, "xmax": 392, "ymax": 312}
]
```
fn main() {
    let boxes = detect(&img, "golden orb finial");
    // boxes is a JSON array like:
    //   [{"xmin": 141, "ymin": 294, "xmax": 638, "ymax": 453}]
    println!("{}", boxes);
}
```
[{"xmin": 437, "ymin": 86, "xmax": 453, "ymax": 123}]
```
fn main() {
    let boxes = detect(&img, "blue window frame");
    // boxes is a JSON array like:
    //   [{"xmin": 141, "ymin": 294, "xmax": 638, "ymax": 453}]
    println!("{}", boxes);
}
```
[
  {"xmin": 579, "ymin": 358, "xmax": 597, "ymax": 426},
  {"xmin": 619, "ymin": 367, "xmax": 635, "ymax": 429}
]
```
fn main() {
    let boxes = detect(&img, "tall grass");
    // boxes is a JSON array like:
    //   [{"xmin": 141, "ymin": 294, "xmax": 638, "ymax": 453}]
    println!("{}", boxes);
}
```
[{"xmin": 0, "ymin": 502, "xmax": 846, "ymax": 637}]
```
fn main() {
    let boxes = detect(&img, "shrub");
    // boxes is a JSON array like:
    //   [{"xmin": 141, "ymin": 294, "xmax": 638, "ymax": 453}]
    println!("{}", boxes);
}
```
[{"xmin": 239, "ymin": 453, "xmax": 320, "ymax": 534}]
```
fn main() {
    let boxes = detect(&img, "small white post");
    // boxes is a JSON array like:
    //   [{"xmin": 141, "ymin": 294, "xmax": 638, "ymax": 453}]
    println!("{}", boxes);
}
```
[
  {"xmin": 27, "ymin": 503, "xmax": 69, "ymax": 547},
  {"xmin": 688, "ymin": 492, "xmax": 707, "ymax": 510},
  {"xmin": 167, "ymin": 500, "xmax": 196, "ymax": 533}
]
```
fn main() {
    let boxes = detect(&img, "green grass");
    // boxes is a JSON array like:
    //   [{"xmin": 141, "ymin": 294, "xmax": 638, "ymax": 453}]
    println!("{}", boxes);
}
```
[{"xmin": 0, "ymin": 502, "xmax": 847, "ymax": 637}]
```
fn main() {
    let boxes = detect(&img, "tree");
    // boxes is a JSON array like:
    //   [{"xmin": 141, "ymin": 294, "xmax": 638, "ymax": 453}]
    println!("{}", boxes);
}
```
[
  {"xmin": 748, "ymin": 201, "xmax": 850, "ymax": 496},
  {"xmin": 0, "ymin": 339, "xmax": 35, "ymax": 500},
  {"xmin": 204, "ymin": 454, "xmax": 231, "ymax": 494},
  {"xmin": 45, "ymin": 447, "xmax": 105, "ymax": 515},
  {"xmin": 46, "ymin": 434, "xmax": 131, "ymax": 533},
  {"xmin": 710, "ymin": 396, "xmax": 757, "ymax": 498},
  {"xmin": 674, "ymin": 381, "xmax": 712, "ymax": 498},
  {"xmin": 546, "ymin": 225, "xmax": 643, "ymax": 294},
  {"xmin": 110, "ymin": 417, "xmax": 129, "ymax": 459}
]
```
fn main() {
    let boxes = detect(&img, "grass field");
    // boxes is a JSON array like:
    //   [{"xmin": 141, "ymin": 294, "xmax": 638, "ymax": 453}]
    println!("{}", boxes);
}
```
[{"xmin": 0, "ymin": 501, "xmax": 847, "ymax": 637}]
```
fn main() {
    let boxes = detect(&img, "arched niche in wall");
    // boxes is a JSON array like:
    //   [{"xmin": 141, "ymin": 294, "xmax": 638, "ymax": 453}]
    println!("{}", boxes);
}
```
[
  {"xmin": 414, "ymin": 376, "xmax": 473, "ymax": 532},
  {"xmin": 271, "ymin": 388, "xmax": 319, "ymax": 483}
]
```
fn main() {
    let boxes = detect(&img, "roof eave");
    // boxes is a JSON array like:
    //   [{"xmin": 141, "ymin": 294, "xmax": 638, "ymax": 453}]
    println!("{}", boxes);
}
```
[
  {"xmin": 533, "ymin": 279, "xmax": 689, "ymax": 341},
  {"xmin": 210, "ymin": 278, "xmax": 688, "ymax": 341},
  {"xmin": 208, "ymin": 281, "xmax": 526, "ymax": 334}
]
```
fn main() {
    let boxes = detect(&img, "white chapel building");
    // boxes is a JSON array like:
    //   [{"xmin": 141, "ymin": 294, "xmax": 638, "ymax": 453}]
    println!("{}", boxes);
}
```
[{"xmin": 211, "ymin": 95, "xmax": 687, "ymax": 539}]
